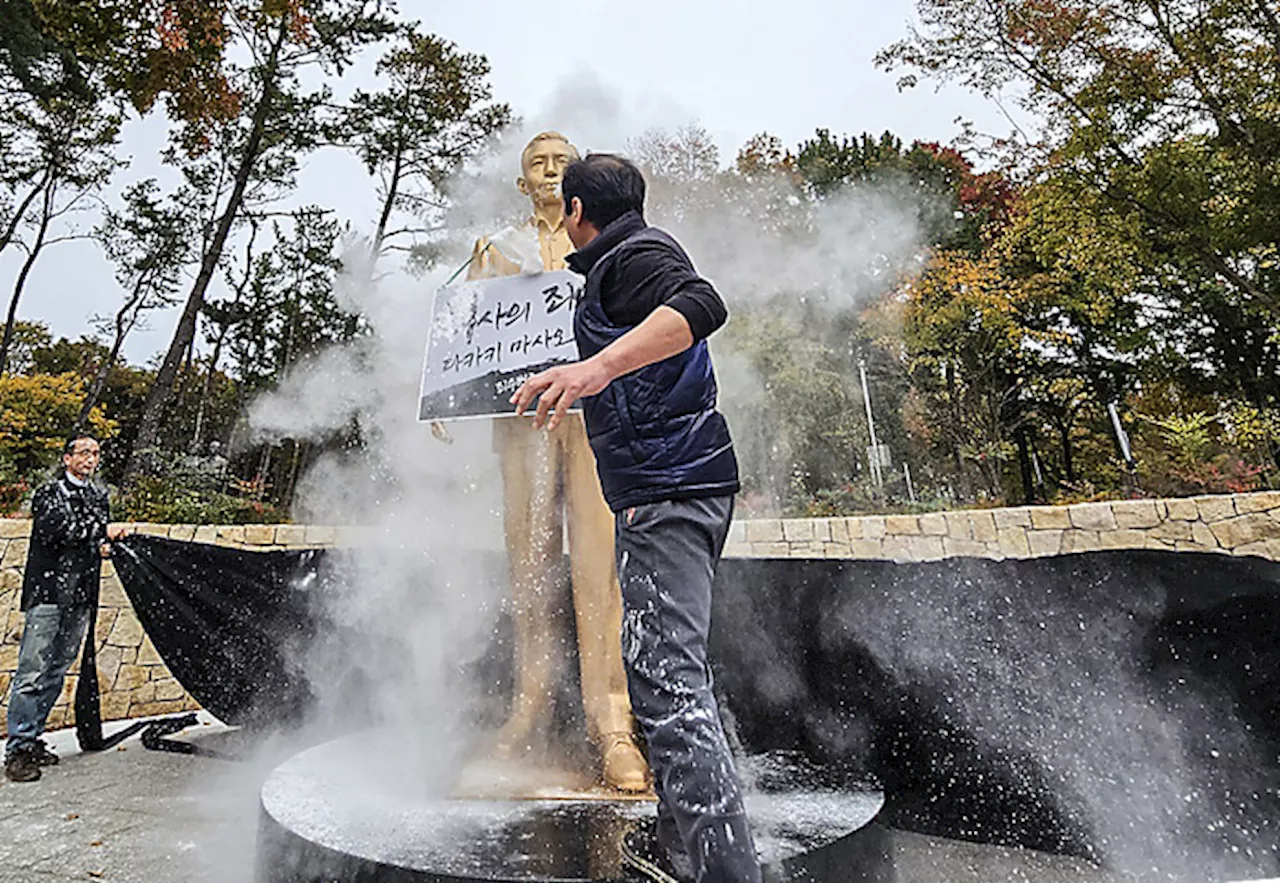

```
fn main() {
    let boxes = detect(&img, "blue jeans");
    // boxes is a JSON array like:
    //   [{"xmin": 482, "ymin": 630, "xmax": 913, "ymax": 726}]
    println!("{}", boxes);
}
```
[
  {"xmin": 616, "ymin": 496, "xmax": 761, "ymax": 883},
  {"xmin": 6, "ymin": 604, "xmax": 91, "ymax": 758}
]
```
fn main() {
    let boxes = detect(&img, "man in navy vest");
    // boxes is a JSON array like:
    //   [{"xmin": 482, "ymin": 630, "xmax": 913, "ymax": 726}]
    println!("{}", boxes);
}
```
[{"xmin": 512, "ymin": 154, "xmax": 760, "ymax": 883}]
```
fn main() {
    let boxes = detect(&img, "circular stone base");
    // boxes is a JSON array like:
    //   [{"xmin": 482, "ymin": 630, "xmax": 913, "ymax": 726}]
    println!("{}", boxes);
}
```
[{"xmin": 256, "ymin": 731, "xmax": 891, "ymax": 882}]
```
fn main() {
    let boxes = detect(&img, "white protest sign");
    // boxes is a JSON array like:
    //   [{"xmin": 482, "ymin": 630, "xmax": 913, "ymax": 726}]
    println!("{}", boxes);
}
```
[{"xmin": 417, "ymin": 269, "xmax": 584, "ymax": 421}]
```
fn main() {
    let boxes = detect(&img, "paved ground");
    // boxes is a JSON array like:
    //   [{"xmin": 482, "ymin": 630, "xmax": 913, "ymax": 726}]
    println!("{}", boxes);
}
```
[
  {"xmin": 0, "ymin": 714, "xmax": 288, "ymax": 883},
  {"xmin": 0, "ymin": 716, "xmax": 1164, "ymax": 883}
]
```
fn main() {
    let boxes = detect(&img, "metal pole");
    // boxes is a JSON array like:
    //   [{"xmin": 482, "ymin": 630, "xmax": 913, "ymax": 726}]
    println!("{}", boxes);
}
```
[
  {"xmin": 1107, "ymin": 401, "xmax": 1139, "ymax": 493},
  {"xmin": 904, "ymin": 462, "xmax": 916, "ymax": 503},
  {"xmin": 859, "ymin": 358, "xmax": 882, "ymax": 489},
  {"xmin": 1107, "ymin": 402, "xmax": 1132, "ymax": 465}
]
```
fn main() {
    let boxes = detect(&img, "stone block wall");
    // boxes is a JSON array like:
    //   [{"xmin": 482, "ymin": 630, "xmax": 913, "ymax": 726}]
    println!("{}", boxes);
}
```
[
  {"xmin": 722, "ymin": 491, "xmax": 1280, "ymax": 562},
  {"xmin": 0, "ymin": 522, "xmax": 338, "ymax": 737},
  {"xmin": 2, "ymin": 491, "xmax": 1278, "ymax": 735}
]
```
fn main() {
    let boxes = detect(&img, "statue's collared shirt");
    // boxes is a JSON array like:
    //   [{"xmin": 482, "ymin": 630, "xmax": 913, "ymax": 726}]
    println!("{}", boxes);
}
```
[
  {"xmin": 532, "ymin": 213, "xmax": 572, "ymax": 271},
  {"xmin": 471, "ymin": 213, "xmax": 572, "ymax": 278}
]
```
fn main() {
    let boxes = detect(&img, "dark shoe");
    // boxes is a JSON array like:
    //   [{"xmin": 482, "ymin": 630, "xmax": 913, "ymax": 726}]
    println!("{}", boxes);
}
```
[
  {"xmin": 622, "ymin": 827, "xmax": 693, "ymax": 883},
  {"xmin": 31, "ymin": 741, "xmax": 59, "ymax": 766},
  {"xmin": 4, "ymin": 750, "xmax": 42, "ymax": 783}
]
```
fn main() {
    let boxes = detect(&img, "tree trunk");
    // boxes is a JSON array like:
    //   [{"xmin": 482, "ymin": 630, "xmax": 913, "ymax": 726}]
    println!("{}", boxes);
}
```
[
  {"xmin": 1059, "ymin": 422, "xmax": 1076, "ymax": 484},
  {"xmin": 128, "ymin": 24, "xmax": 288, "ymax": 471},
  {"xmin": 944, "ymin": 361, "xmax": 969, "ymax": 499},
  {"xmin": 0, "ymin": 172, "xmax": 51, "ymax": 257},
  {"xmin": 175, "ymin": 327, "xmax": 198, "ymax": 432},
  {"xmin": 255, "ymin": 445, "xmax": 273, "ymax": 499},
  {"xmin": 80, "ymin": 266, "xmax": 160, "ymax": 429},
  {"xmin": 282, "ymin": 439, "xmax": 305, "ymax": 513},
  {"xmin": 1015, "ymin": 424, "xmax": 1035, "ymax": 504},
  {"xmin": 195, "ymin": 220, "xmax": 257, "ymax": 450},
  {"xmin": 0, "ymin": 182, "xmax": 56, "ymax": 375},
  {"xmin": 77, "ymin": 324, "xmax": 128, "ymax": 430},
  {"xmin": 192, "ymin": 326, "xmax": 230, "ymax": 451},
  {"xmin": 370, "ymin": 142, "xmax": 404, "ymax": 262}
]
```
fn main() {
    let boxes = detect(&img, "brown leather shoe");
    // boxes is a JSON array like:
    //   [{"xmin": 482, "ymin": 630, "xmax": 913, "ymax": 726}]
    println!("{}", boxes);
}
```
[
  {"xmin": 4, "ymin": 750, "xmax": 41, "ymax": 783},
  {"xmin": 601, "ymin": 733, "xmax": 649, "ymax": 793}
]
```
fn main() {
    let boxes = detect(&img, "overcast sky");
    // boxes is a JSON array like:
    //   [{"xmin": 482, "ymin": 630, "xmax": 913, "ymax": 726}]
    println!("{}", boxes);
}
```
[{"xmin": 1, "ymin": 0, "xmax": 1019, "ymax": 366}]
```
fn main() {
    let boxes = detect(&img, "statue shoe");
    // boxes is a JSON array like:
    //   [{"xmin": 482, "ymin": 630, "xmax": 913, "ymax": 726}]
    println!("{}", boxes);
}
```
[{"xmin": 602, "ymin": 733, "xmax": 649, "ymax": 793}]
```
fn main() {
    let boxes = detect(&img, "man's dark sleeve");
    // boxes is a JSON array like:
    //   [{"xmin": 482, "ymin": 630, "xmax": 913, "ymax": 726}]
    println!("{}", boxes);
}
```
[{"xmin": 607, "ymin": 241, "xmax": 728, "ymax": 341}]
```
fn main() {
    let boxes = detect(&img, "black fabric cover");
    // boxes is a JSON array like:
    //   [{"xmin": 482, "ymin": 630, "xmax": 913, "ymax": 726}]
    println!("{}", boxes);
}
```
[
  {"xmin": 88, "ymin": 534, "xmax": 1280, "ymax": 869},
  {"xmin": 709, "ymin": 551, "xmax": 1280, "ymax": 867},
  {"xmin": 102, "ymin": 535, "xmax": 326, "ymax": 728}
]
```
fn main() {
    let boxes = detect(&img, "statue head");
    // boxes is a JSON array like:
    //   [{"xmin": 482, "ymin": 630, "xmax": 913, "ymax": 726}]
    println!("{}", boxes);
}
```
[{"xmin": 518, "ymin": 131, "xmax": 580, "ymax": 211}]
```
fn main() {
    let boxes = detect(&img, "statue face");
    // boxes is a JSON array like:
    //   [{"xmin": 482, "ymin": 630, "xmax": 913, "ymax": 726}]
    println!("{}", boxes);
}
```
[{"xmin": 518, "ymin": 137, "xmax": 577, "ymax": 210}]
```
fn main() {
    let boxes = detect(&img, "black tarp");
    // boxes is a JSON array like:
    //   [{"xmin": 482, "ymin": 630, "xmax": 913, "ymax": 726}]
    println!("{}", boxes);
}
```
[
  {"xmin": 710, "ymin": 551, "xmax": 1280, "ymax": 867},
  {"xmin": 108, "ymin": 536, "xmax": 325, "ymax": 726},
  {"xmin": 92, "ymin": 536, "xmax": 1280, "ymax": 870},
  {"xmin": 80, "ymin": 535, "xmax": 499, "ymax": 747},
  {"xmin": 74, "ymin": 536, "xmax": 330, "ymax": 752}
]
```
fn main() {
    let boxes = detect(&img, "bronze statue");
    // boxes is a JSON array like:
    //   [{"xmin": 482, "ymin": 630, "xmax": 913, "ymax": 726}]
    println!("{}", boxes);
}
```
[{"xmin": 468, "ymin": 132, "xmax": 648, "ymax": 794}]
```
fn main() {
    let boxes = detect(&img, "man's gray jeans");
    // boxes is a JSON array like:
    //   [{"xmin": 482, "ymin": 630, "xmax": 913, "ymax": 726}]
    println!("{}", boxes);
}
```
[
  {"xmin": 616, "ymin": 495, "xmax": 761, "ymax": 883},
  {"xmin": 6, "ymin": 604, "xmax": 91, "ymax": 758}
]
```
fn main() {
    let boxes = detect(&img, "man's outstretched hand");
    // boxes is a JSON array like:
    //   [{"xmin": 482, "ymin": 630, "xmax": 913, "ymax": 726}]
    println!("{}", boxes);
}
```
[
  {"xmin": 100, "ymin": 523, "xmax": 132, "ymax": 559},
  {"xmin": 510, "ymin": 306, "xmax": 697, "ymax": 431},
  {"xmin": 511, "ymin": 357, "xmax": 612, "ymax": 431}
]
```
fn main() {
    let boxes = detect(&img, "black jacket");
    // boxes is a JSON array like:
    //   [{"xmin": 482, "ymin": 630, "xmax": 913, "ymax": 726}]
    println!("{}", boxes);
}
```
[
  {"xmin": 567, "ymin": 210, "xmax": 728, "ymax": 342},
  {"xmin": 570, "ymin": 215, "xmax": 739, "ymax": 510},
  {"xmin": 21, "ymin": 475, "xmax": 110, "ymax": 611}
]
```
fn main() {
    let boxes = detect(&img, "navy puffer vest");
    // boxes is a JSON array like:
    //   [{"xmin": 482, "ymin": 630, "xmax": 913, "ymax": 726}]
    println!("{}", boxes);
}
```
[{"xmin": 574, "ymin": 227, "xmax": 740, "ymax": 511}]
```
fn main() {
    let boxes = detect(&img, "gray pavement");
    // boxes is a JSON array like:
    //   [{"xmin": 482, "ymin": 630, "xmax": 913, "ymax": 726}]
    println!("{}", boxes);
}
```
[
  {"xmin": 0, "ymin": 714, "xmax": 284, "ymax": 883},
  {"xmin": 0, "ymin": 715, "xmax": 1127, "ymax": 883}
]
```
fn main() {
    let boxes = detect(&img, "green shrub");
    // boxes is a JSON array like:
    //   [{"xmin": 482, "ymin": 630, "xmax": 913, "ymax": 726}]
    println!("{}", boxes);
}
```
[{"xmin": 114, "ymin": 448, "xmax": 287, "ymax": 524}]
